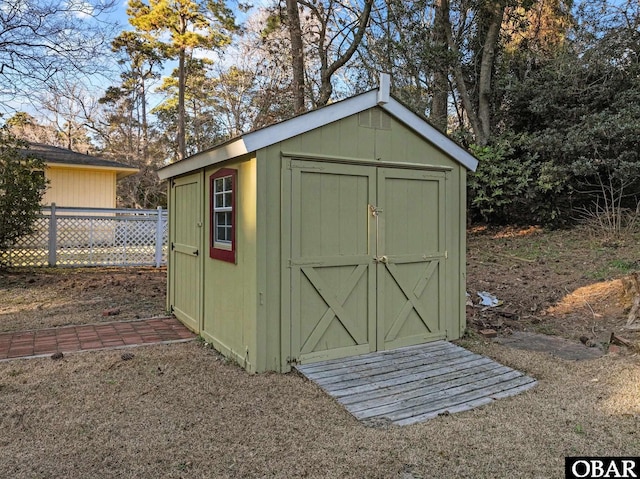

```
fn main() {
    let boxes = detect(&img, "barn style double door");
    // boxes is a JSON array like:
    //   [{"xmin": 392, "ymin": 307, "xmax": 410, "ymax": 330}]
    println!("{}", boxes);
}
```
[{"xmin": 288, "ymin": 160, "xmax": 447, "ymax": 364}]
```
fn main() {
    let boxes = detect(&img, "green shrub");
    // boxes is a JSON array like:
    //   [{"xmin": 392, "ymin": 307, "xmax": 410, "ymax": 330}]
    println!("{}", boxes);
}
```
[{"xmin": 0, "ymin": 127, "xmax": 48, "ymax": 259}]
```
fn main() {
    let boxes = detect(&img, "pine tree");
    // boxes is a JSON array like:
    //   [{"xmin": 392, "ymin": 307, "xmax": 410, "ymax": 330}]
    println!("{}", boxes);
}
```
[{"xmin": 126, "ymin": 0, "xmax": 236, "ymax": 161}]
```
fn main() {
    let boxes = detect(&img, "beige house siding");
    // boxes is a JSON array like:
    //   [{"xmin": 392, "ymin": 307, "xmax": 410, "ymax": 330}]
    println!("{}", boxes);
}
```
[{"xmin": 42, "ymin": 166, "xmax": 117, "ymax": 208}]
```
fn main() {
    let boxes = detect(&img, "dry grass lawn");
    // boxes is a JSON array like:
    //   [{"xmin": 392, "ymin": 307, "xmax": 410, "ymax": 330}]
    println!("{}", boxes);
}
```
[
  {"xmin": 1, "ymin": 341, "xmax": 638, "ymax": 478},
  {"xmin": 1, "ymin": 226, "xmax": 640, "ymax": 478}
]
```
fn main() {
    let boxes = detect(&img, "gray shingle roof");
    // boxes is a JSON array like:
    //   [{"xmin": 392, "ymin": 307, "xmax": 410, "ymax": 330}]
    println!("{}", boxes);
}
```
[{"xmin": 20, "ymin": 143, "xmax": 138, "ymax": 171}]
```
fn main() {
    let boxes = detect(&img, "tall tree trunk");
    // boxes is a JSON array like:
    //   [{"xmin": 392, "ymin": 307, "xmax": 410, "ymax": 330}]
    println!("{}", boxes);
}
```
[
  {"xmin": 444, "ymin": 0, "xmax": 505, "ymax": 146},
  {"xmin": 477, "ymin": 2, "xmax": 503, "ymax": 143},
  {"xmin": 177, "ymin": 47, "xmax": 186, "ymax": 162},
  {"xmin": 286, "ymin": 0, "xmax": 305, "ymax": 114},
  {"xmin": 140, "ymin": 78, "xmax": 149, "ymax": 164},
  {"xmin": 443, "ymin": 8, "xmax": 484, "ymax": 144},
  {"xmin": 431, "ymin": 0, "xmax": 450, "ymax": 132}
]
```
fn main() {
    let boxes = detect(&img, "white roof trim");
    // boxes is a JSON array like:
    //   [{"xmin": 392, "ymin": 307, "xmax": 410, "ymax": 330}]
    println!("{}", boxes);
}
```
[
  {"xmin": 242, "ymin": 91, "xmax": 378, "ymax": 152},
  {"xmin": 158, "ymin": 138, "xmax": 248, "ymax": 180},
  {"xmin": 158, "ymin": 88, "xmax": 478, "ymax": 180}
]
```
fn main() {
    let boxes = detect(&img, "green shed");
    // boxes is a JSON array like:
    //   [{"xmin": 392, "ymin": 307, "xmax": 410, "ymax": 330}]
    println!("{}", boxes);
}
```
[{"xmin": 158, "ymin": 77, "xmax": 478, "ymax": 373}]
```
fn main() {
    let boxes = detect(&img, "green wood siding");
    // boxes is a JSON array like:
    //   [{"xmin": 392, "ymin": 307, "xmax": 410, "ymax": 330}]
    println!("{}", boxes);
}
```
[
  {"xmin": 258, "ymin": 151, "xmax": 285, "ymax": 371},
  {"xmin": 201, "ymin": 158, "xmax": 258, "ymax": 371},
  {"xmin": 278, "ymin": 114, "xmax": 376, "ymax": 161},
  {"xmin": 272, "ymin": 108, "xmax": 467, "ymax": 370}
]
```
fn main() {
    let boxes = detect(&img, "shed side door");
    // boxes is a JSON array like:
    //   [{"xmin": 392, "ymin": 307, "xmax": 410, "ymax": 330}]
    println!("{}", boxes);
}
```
[
  {"xmin": 169, "ymin": 173, "xmax": 203, "ymax": 333},
  {"xmin": 377, "ymin": 168, "xmax": 447, "ymax": 350},
  {"xmin": 289, "ymin": 161, "xmax": 377, "ymax": 364}
]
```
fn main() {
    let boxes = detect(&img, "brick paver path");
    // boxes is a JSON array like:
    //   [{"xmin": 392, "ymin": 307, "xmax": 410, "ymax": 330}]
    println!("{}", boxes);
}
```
[{"xmin": 0, "ymin": 317, "xmax": 195, "ymax": 360}]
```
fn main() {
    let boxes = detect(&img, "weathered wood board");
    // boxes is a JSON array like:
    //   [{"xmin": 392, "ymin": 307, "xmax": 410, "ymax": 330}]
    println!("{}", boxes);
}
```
[{"xmin": 296, "ymin": 341, "xmax": 537, "ymax": 426}]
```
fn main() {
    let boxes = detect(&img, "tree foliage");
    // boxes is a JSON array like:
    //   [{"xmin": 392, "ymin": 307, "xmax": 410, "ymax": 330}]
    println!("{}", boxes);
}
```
[
  {"xmin": 126, "ymin": 0, "xmax": 236, "ymax": 161},
  {"xmin": 98, "ymin": 34, "xmax": 167, "ymax": 208},
  {"xmin": 3, "ymin": 0, "xmax": 638, "ymax": 229},
  {"xmin": 490, "ymin": 25, "xmax": 640, "ymax": 226}
]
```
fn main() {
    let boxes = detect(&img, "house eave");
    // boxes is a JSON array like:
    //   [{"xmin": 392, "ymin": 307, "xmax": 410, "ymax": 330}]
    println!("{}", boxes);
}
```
[{"xmin": 45, "ymin": 162, "xmax": 139, "ymax": 180}]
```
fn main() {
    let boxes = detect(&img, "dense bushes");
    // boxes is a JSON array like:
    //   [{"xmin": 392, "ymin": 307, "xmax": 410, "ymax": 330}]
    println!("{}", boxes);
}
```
[{"xmin": 468, "ymin": 29, "xmax": 640, "ymax": 230}]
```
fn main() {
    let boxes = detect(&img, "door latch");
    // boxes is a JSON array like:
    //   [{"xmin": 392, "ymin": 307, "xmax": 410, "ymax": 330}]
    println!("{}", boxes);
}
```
[
  {"xmin": 375, "ymin": 255, "xmax": 389, "ymax": 264},
  {"xmin": 369, "ymin": 204, "xmax": 383, "ymax": 217}
]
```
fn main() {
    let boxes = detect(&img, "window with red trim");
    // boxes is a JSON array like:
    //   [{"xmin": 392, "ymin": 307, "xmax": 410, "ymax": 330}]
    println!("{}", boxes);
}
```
[{"xmin": 210, "ymin": 168, "xmax": 237, "ymax": 263}]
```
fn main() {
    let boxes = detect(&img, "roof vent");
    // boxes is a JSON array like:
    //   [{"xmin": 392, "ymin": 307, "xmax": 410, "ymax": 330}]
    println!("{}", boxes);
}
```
[{"xmin": 359, "ymin": 109, "xmax": 391, "ymax": 130}]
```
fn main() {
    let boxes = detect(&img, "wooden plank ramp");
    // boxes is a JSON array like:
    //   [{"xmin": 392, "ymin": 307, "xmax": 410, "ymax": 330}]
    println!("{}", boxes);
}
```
[{"xmin": 295, "ymin": 341, "xmax": 537, "ymax": 426}]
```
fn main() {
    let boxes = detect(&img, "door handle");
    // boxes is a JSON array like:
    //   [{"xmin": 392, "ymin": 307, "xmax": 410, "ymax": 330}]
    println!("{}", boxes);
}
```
[{"xmin": 375, "ymin": 255, "xmax": 388, "ymax": 264}]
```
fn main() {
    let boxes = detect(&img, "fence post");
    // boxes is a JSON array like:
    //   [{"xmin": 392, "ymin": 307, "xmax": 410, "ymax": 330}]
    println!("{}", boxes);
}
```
[
  {"xmin": 154, "ymin": 206, "xmax": 164, "ymax": 268},
  {"xmin": 48, "ymin": 203, "xmax": 57, "ymax": 267}
]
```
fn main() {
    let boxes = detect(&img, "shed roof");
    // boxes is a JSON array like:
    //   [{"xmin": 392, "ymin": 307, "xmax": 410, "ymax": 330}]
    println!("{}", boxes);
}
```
[
  {"xmin": 158, "ymin": 82, "xmax": 478, "ymax": 181},
  {"xmin": 21, "ymin": 143, "xmax": 139, "ymax": 179}
]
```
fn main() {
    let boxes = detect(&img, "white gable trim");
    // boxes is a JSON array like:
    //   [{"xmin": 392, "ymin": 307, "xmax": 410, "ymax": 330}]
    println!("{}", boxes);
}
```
[
  {"xmin": 243, "ymin": 91, "xmax": 378, "ymax": 152},
  {"xmin": 158, "ymin": 138, "xmax": 248, "ymax": 180},
  {"xmin": 158, "ymin": 88, "xmax": 478, "ymax": 180}
]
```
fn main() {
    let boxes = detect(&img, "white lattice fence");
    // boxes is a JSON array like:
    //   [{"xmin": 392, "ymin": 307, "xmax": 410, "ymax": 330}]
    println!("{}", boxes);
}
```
[
  {"xmin": 3, "ymin": 206, "xmax": 167, "ymax": 268},
  {"xmin": 0, "ymin": 217, "xmax": 50, "ymax": 267}
]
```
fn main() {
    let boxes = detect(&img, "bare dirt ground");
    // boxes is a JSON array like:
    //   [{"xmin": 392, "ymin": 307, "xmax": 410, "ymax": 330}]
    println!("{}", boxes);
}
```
[
  {"xmin": 466, "ymin": 225, "xmax": 640, "ymax": 348},
  {"xmin": 0, "ymin": 267, "xmax": 167, "ymax": 332},
  {"xmin": 0, "ymin": 226, "xmax": 639, "ymax": 478}
]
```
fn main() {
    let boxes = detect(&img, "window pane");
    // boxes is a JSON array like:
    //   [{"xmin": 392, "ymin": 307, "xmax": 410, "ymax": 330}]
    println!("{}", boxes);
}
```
[
  {"xmin": 216, "ymin": 226, "xmax": 226, "ymax": 241},
  {"xmin": 210, "ymin": 171, "xmax": 235, "ymax": 257},
  {"xmin": 215, "ymin": 212, "xmax": 228, "ymax": 227}
]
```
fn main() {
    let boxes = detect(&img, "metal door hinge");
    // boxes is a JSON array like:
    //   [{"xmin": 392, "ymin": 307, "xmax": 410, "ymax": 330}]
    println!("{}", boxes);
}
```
[
  {"xmin": 170, "ymin": 242, "xmax": 175, "ymax": 251},
  {"xmin": 290, "ymin": 163, "xmax": 324, "ymax": 171},
  {"xmin": 288, "ymin": 259, "xmax": 324, "ymax": 267},
  {"xmin": 287, "ymin": 356, "xmax": 299, "ymax": 365}
]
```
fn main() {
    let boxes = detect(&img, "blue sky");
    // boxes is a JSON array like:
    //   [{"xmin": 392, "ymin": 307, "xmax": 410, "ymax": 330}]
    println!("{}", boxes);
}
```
[{"xmin": 4, "ymin": 0, "xmax": 264, "ymax": 119}]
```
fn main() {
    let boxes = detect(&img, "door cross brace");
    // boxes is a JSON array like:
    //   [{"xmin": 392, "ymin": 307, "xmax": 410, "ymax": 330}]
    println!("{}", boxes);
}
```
[
  {"xmin": 384, "ymin": 260, "xmax": 438, "ymax": 341},
  {"xmin": 300, "ymin": 264, "xmax": 368, "ymax": 353}
]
